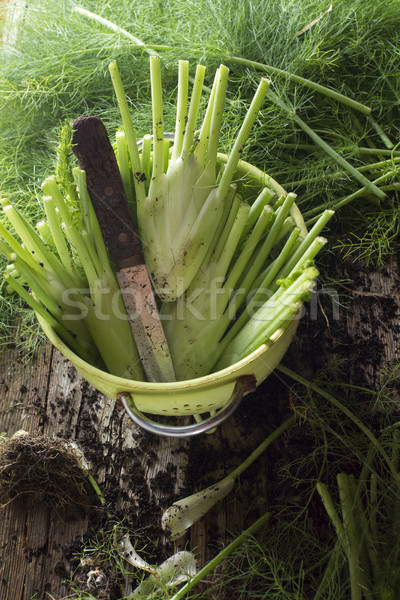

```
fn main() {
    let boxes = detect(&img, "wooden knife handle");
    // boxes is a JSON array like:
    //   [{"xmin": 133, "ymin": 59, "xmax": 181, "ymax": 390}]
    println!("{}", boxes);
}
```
[{"xmin": 72, "ymin": 115, "xmax": 143, "ymax": 266}]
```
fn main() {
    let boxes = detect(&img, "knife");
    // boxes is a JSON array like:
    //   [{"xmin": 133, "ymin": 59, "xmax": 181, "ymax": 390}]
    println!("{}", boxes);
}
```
[{"xmin": 72, "ymin": 115, "xmax": 176, "ymax": 383}]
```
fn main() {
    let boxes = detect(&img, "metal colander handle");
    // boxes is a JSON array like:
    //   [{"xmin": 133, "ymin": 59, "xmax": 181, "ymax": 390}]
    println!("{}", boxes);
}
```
[{"xmin": 118, "ymin": 375, "xmax": 256, "ymax": 437}]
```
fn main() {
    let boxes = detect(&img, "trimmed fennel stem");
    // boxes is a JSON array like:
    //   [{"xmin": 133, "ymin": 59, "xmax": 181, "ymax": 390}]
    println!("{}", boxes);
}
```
[
  {"xmin": 317, "ymin": 474, "xmax": 375, "ymax": 600},
  {"xmin": 168, "ymin": 191, "xmax": 330, "ymax": 378},
  {"xmin": 9, "ymin": 256, "xmax": 67, "ymax": 323},
  {"xmin": 215, "ymin": 268, "xmax": 317, "ymax": 370},
  {"xmin": 214, "ymin": 205, "xmax": 274, "ymax": 316},
  {"xmin": 217, "ymin": 76, "xmax": 271, "ymax": 200},
  {"xmin": 181, "ymin": 63, "xmax": 206, "ymax": 162},
  {"xmin": 173, "ymin": 63, "xmax": 219, "ymax": 223},
  {"xmin": 42, "ymin": 176, "xmax": 99, "ymax": 285},
  {"xmin": 161, "ymin": 201, "xmax": 272, "ymax": 378},
  {"xmin": 42, "ymin": 196, "xmax": 75, "ymax": 277},
  {"xmin": 108, "ymin": 60, "xmax": 146, "ymax": 207},
  {"xmin": 148, "ymin": 62, "xmax": 232, "ymax": 299},
  {"xmin": 337, "ymin": 474, "xmax": 363, "ymax": 600},
  {"xmin": 76, "ymin": 9, "xmax": 380, "ymax": 217},
  {"xmin": 200, "ymin": 65, "xmax": 228, "ymax": 174},
  {"xmin": 269, "ymin": 209, "xmax": 334, "ymax": 288},
  {"xmin": 0, "ymin": 211, "xmax": 100, "ymax": 361},
  {"xmin": 1, "ymin": 168, "xmax": 145, "ymax": 380},
  {"xmin": 162, "ymin": 414, "xmax": 294, "ymax": 540},
  {"xmin": 241, "ymin": 186, "xmax": 275, "ymax": 239},
  {"xmin": 2, "ymin": 203, "xmax": 79, "ymax": 292},
  {"xmin": 3, "ymin": 272, "xmax": 96, "ymax": 361},
  {"xmin": 115, "ymin": 131, "xmax": 134, "ymax": 206},
  {"xmin": 149, "ymin": 56, "xmax": 165, "ymax": 191},
  {"xmin": 107, "ymin": 57, "xmax": 330, "ymax": 378},
  {"xmin": 213, "ymin": 201, "xmax": 252, "ymax": 284},
  {"xmin": 0, "ymin": 218, "xmax": 53, "ymax": 276},
  {"xmin": 170, "ymin": 60, "xmax": 189, "ymax": 163},
  {"xmin": 220, "ymin": 228, "xmax": 306, "ymax": 350},
  {"xmin": 163, "ymin": 201, "xmax": 262, "ymax": 345},
  {"xmin": 314, "ymin": 444, "xmax": 379, "ymax": 599},
  {"xmin": 241, "ymin": 192, "xmax": 298, "ymax": 282},
  {"xmin": 172, "ymin": 200, "xmax": 333, "ymax": 374}
]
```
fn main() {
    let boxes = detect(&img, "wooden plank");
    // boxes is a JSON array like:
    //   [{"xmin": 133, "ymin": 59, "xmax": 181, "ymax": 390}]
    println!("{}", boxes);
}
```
[
  {"xmin": 0, "ymin": 343, "xmax": 192, "ymax": 598},
  {"xmin": 344, "ymin": 261, "xmax": 400, "ymax": 397},
  {"xmin": 0, "ymin": 345, "xmax": 89, "ymax": 600},
  {"xmin": 286, "ymin": 257, "xmax": 400, "ymax": 403},
  {"xmin": 0, "ymin": 343, "xmax": 51, "ymax": 435}
]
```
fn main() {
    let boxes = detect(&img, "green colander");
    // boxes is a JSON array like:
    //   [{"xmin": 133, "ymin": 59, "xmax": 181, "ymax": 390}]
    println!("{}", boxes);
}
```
[{"xmin": 37, "ymin": 156, "xmax": 308, "ymax": 437}]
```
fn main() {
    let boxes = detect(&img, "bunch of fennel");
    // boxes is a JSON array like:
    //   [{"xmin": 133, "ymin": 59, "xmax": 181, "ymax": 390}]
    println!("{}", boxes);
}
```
[
  {"xmin": 0, "ymin": 58, "xmax": 330, "ymax": 383},
  {"xmin": 0, "ymin": 130, "xmax": 144, "ymax": 381},
  {"xmin": 111, "ymin": 57, "xmax": 332, "ymax": 380},
  {"xmin": 109, "ymin": 57, "xmax": 272, "ymax": 302}
]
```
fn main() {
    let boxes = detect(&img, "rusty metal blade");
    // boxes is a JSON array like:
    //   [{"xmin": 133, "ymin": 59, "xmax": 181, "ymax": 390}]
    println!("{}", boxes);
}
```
[
  {"xmin": 116, "ymin": 266, "xmax": 176, "ymax": 383},
  {"xmin": 72, "ymin": 115, "xmax": 176, "ymax": 382}
]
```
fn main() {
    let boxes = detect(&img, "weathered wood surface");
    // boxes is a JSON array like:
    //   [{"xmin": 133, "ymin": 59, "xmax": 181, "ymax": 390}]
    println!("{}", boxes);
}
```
[
  {"xmin": 0, "ymin": 256, "xmax": 399, "ymax": 599},
  {"xmin": 0, "ymin": 344, "xmax": 192, "ymax": 599}
]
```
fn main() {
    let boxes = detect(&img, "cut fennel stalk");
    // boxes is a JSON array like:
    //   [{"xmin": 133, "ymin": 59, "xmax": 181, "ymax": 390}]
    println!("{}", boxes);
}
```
[
  {"xmin": 162, "ymin": 414, "xmax": 295, "ymax": 540},
  {"xmin": 109, "ymin": 57, "xmax": 271, "ymax": 301}
]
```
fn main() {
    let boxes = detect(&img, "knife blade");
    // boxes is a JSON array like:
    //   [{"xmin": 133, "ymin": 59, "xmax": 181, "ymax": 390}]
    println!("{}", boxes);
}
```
[{"xmin": 72, "ymin": 115, "xmax": 176, "ymax": 383}]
